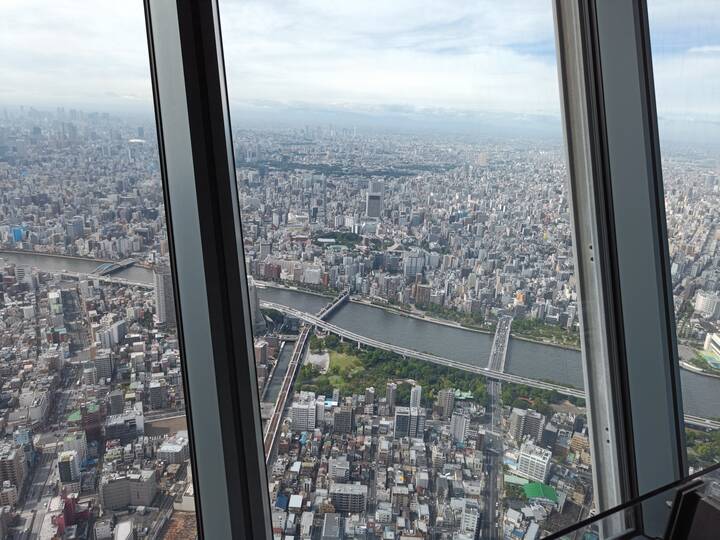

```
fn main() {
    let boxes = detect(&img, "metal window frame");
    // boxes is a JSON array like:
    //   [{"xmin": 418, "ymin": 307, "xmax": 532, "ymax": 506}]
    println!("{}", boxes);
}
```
[
  {"xmin": 554, "ymin": 0, "xmax": 686, "ymax": 536},
  {"xmin": 144, "ymin": 0, "xmax": 271, "ymax": 538},
  {"xmin": 138, "ymin": 0, "xmax": 688, "ymax": 537}
]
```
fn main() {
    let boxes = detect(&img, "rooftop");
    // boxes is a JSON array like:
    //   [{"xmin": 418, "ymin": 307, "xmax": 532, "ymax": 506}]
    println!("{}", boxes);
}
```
[{"xmin": 523, "ymin": 482, "xmax": 558, "ymax": 503}]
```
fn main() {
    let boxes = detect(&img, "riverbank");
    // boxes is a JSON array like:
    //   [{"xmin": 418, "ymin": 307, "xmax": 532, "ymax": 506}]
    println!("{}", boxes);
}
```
[
  {"xmin": 262, "ymin": 282, "xmax": 585, "ymax": 351},
  {"xmin": 350, "ymin": 297, "xmax": 583, "ymax": 351},
  {"xmin": 349, "ymin": 297, "xmax": 494, "ymax": 336},
  {"xmin": 0, "ymin": 248, "xmax": 153, "ymax": 269},
  {"xmin": 680, "ymin": 360, "xmax": 720, "ymax": 380},
  {"xmin": 254, "ymin": 280, "xmax": 335, "ymax": 300},
  {"xmin": 511, "ymin": 334, "xmax": 581, "ymax": 352},
  {"xmin": 677, "ymin": 344, "xmax": 720, "ymax": 380}
]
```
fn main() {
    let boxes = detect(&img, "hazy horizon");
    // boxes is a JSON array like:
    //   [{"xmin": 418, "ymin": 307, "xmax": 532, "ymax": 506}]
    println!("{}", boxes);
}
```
[{"xmin": 2, "ymin": 0, "xmax": 720, "ymax": 146}]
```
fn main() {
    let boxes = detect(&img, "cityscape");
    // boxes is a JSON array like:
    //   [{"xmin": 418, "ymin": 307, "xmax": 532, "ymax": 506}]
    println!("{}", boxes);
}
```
[{"xmin": 0, "ymin": 104, "xmax": 717, "ymax": 540}]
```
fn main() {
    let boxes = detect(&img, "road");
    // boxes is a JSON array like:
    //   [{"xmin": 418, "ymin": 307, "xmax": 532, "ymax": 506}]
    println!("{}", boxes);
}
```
[
  {"xmin": 481, "ymin": 316, "xmax": 512, "ymax": 539},
  {"xmin": 262, "ymin": 301, "xmax": 720, "ymax": 430},
  {"xmin": 263, "ymin": 326, "xmax": 310, "ymax": 460},
  {"xmin": 13, "ymin": 452, "xmax": 58, "ymax": 539},
  {"xmin": 9, "ymin": 362, "xmax": 80, "ymax": 539},
  {"xmin": 482, "ymin": 380, "xmax": 502, "ymax": 540}
]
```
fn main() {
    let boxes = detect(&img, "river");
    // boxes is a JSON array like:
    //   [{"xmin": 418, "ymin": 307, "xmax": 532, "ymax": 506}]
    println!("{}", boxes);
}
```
[
  {"xmin": 3, "ymin": 250, "xmax": 719, "ymax": 419},
  {"xmin": 0, "ymin": 251, "xmax": 153, "ymax": 284}
]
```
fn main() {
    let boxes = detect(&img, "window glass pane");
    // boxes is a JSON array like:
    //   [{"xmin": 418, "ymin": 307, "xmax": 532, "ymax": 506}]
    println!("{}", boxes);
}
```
[
  {"xmin": 648, "ymin": 1, "xmax": 720, "ymax": 474},
  {"xmin": 220, "ymin": 1, "xmax": 595, "ymax": 537},
  {"xmin": 0, "ymin": 2, "xmax": 198, "ymax": 538}
]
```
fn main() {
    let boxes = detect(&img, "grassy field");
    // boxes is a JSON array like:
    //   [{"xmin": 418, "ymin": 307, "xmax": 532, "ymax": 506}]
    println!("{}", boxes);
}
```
[{"xmin": 327, "ymin": 351, "xmax": 365, "ymax": 387}]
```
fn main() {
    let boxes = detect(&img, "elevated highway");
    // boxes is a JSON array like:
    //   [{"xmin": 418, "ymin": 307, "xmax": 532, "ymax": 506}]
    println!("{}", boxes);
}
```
[
  {"xmin": 263, "ymin": 326, "xmax": 310, "ymax": 461},
  {"xmin": 261, "ymin": 301, "xmax": 584, "ymax": 397},
  {"xmin": 260, "ymin": 300, "xmax": 720, "ymax": 431}
]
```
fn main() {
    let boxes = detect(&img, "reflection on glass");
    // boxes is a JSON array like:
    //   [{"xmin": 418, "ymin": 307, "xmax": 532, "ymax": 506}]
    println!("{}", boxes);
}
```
[
  {"xmin": 222, "ymin": 1, "xmax": 594, "ymax": 537},
  {"xmin": 0, "ymin": 1, "xmax": 198, "ymax": 538},
  {"xmin": 543, "ymin": 464, "xmax": 720, "ymax": 540},
  {"xmin": 648, "ymin": 0, "xmax": 720, "ymax": 474}
]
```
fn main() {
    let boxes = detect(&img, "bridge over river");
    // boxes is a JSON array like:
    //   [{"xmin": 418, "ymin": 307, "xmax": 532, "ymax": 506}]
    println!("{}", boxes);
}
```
[{"xmin": 261, "ymin": 300, "xmax": 720, "ymax": 431}]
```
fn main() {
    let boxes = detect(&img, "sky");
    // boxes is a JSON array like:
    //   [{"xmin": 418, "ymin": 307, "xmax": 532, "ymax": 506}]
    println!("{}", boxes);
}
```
[{"xmin": 1, "ymin": 0, "xmax": 719, "ymax": 131}]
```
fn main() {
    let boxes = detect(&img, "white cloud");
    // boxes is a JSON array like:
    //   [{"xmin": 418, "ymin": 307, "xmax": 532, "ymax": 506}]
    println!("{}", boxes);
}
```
[
  {"xmin": 688, "ymin": 46, "xmax": 720, "ymax": 55},
  {"xmin": 1, "ymin": 0, "xmax": 718, "ymax": 124},
  {"xmin": 648, "ymin": 1, "xmax": 720, "ymax": 120},
  {"xmin": 219, "ymin": 0, "xmax": 561, "ymax": 115},
  {"xmin": 0, "ymin": 0, "xmax": 561, "ymax": 116},
  {"xmin": 0, "ymin": 0, "xmax": 152, "ymax": 110}
]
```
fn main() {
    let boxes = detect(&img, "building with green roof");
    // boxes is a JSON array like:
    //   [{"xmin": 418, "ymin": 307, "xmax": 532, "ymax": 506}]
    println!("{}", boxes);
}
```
[{"xmin": 523, "ymin": 482, "xmax": 558, "ymax": 504}]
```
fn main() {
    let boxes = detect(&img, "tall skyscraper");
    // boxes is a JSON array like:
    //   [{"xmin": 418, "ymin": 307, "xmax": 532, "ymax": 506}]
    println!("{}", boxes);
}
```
[
  {"xmin": 436, "ymin": 388, "xmax": 455, "ymax": 419},
  {"xmin": 394, "ymin": 406, "xmax": 425, "ymax": 439},
  {"xmin": 386, "ymin": 382, "xmax": 397, "ymax": 411},
  {"xmin": 365, "ymin": 180, "xmax": 383, "ymax": 218},
  {"xmin": 410, "ymin": 385, "xmax": 422, "ymax": 409},
  {"xmin": 450, "ymin": 412, "xmax": 469, "ymax": 443},
  {"xmin": 509, "ymin": 408, "xmax": 545, "ymax": 444},
  {"xmin": 58, "ymin": 450, "xmax": 81, "ymax": 484},
  {"xmin": 247, "ymin": 276, "xmax": 267, "ymax": 335},
  {"xmin": 153, "ymin": 263, "xmax": 176, "ymax": 326},
  {"xmin": 409, "ymin": 407, "xmax": 426, "ymax": 439},
  {"xmin": 394, "ymin": 406, "xmax": 411, "ymax": 438}
]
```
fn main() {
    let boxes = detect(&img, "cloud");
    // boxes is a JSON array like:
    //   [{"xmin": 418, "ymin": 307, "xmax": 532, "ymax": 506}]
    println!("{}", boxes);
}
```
[
  {"xmin": 0, "ymin": 0, "xmax": 152, "ymax": 111},
  {"xmin": 219, "ymin": 0, "xmax": 561, "ymax": 115},
  {"xmin": 648, "ymin": 1, "xmax": 720, "ymax": 119},
  {"xmin": 1, "ymin": 0, "xmax": 718, "ymax": 126},
  {"xmin": 0, "ymin": 0, "xmax": 561, "ymax": 117},
  {"xmin": 688, "ymin": 46, "xmax": 720, "ymax": 55}
]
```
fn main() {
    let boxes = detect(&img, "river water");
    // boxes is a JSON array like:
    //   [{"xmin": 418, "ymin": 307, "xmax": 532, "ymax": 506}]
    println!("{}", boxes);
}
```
[{"xmin": 3, "ymin": 250, "xmax": 719, "ymax": 418}]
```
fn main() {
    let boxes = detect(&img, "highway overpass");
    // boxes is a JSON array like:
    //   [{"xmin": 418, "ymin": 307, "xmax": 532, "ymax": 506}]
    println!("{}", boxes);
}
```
[{"xmin": 261, "ymin": 300, "xmax": 720, "ymax": 431}]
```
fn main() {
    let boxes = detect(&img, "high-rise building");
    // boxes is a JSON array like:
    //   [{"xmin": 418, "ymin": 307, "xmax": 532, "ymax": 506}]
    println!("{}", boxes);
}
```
[
  {"xmin": 461, "ymin": 499, "xmax": 481, "ymax": 537},
  {"xmin": 290, "ymin": 392, "xmax": 317, "ymax": 432},
  {"xmin": 58, "ymin": 450, "xmax": 81, "ymax": 484},
  {"xmin": 410, "ymin": 385, "xmax": 422, "ymax": 409},
  {"xmin": 509, "ymin": 408, "xmax": 545, "ymax": 444},
  {"xmin": 154, "ymin": 263, "xmax": 176, "ymax": 326},
  {"xmin": 107, "ymin": 389, "xmax": 125, "ymax": 416},
  {"xmin": 62, "ymin": 432, "xmax": 87, "ymax": 465},
  {"xmin": 518, "ymin": 443, "xmax": 552, "ymax": 483},
  {"xmin": 100, "ymin": 470, "xmax": 157, "ymax": 510},
  {"xmin": 254, "ymin": 339, "xmax": 268, "ymax": 365},
  {"xmin": 94, "ymin": 349, "xmax": 113, "ymax": 383},
  {"xmin": 436, "ymin": 388, "xmax": 455, "ymax": 419},
  {"xmin": 247, "ymin": 276, "xmax": 267, "ymax": 335},
  {"xmin": 328, "ymin": 456, "xmax": 350, "ymax": 482},
  {"xmin": 329, "ymin": 483, "xmax": 367, "ymax": 513},
  {"xmin": 394, "ymin": 406, "xmax": 411, "ymax": 438},
  {"xmin": 394, "ymin": 406, "xmax": 425, "ymax": 439},
  {"xmin": 315, "ymin": 395, "xmax": 326, "ymax": 426},
  {"xmin": 450, "ymin": 412, "xmax": 469, "ymax": 443},
  {"xmin": 157, "ymin": 431, "xmax": 191, "ymax": 464},
  {"xmin": 385, "ymin": 382, "xmax": 397, "ymax": 411},
  {"xmin": 333, "ymin": 406, "xmax": 353, "ymax": 434},
  {"xmin": 0, "ymin": 444, "xmax": 25, "ymax": 494},
  {"xmin": 409, "ymin": 407, "xmax": 426, "ymax": 439},
  {"xmin": 695, "ymin": 290, "xmax": 720, "ymax": 318},
  {"xmin": 148, "ymin": 379, "xmax": 168, "ymax": 410},
  {"xmin": 365, "ymin": 180, "xmax": 383, "ymax": 218}
]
